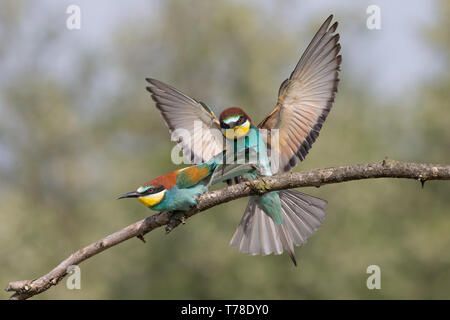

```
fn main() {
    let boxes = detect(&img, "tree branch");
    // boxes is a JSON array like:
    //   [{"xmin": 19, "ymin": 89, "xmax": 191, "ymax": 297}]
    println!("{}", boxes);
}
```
[{"xmin": 6, "ymin": 160, "xmax": 450, "ymax": 300}]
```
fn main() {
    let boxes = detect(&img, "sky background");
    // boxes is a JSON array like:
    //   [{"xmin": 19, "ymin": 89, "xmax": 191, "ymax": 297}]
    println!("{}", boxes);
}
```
[{"xmin": 32, "ymin": 0, "xmax": 441, "ymax": 97}]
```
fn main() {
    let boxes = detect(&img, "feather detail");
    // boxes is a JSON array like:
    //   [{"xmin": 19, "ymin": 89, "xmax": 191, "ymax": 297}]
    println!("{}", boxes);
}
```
[
  {"xmin": 230, "ymin": 190, "xmax": 327, "ymax": 265},
  {"xmin": 258, "ymin": 15, "xmax": 341, "ymax": 173},
  {"xmin": 146, "ymin": 78, "xmax": 225, "ymax": 164}
]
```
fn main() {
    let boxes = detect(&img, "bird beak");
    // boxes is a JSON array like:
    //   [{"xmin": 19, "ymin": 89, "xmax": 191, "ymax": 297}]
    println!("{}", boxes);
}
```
[{"xmin": 117, "ymin": 191, "xmax": 140, "ymax": 200}]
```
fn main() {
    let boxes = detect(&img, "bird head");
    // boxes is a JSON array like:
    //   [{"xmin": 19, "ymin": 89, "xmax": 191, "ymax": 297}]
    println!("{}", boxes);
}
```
[
  {"xmin": 219, "ymin": 107, "xmax": 251, "ymax": 140},
  {"xmin": 118, "ymin": 184, "xmax": 166, "ymax": 208}
]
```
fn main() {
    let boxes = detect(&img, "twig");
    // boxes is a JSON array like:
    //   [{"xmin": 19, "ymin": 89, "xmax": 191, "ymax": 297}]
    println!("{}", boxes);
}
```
[{"xmin": 6, "ymin": 160, "xmax": 450, "ymax": 300}]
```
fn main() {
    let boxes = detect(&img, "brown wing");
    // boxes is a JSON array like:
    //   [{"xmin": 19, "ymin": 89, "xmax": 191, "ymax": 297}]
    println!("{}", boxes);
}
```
[
  {"xmin": 146, "ymin": 78, "xmax": 225, "ymax": 164},
  {"xmin": 258, "ymin": 15, "xmax": 341, "ymax": 173}
]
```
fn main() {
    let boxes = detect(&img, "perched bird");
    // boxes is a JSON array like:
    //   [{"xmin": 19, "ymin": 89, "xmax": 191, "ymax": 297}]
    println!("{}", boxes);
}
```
[
  {"xmin": 118, "ymin": 150, "xmax": 257, "ymax": 211},
  {"xmin": 146, "ymin": 15, "xmax": 341, "ymax": 264},
  {"xmin": 118, "ymin": 163, "xmax": 212, "ymax": 211}
]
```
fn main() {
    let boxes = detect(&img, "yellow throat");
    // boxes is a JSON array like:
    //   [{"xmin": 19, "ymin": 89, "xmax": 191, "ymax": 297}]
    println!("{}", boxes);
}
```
[
  {"xmin": 222, "ymin": 120, "xmax": 250, "ymax": 139},
  {"xmin": 138, "ymin": 189, "xmax": 166, "ymax": 208}
]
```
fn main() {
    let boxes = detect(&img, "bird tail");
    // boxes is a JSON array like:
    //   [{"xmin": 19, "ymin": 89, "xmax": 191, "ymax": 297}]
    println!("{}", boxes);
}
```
[{"xmin": 229, "ymin": 189, "xmax": 328, "ymax": 265}]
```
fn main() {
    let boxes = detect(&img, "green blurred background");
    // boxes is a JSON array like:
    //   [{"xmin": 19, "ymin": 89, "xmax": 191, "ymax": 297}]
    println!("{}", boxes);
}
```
[{"xmin": 0, "ymin": 0, "xmax": 449, "ymax": 299}]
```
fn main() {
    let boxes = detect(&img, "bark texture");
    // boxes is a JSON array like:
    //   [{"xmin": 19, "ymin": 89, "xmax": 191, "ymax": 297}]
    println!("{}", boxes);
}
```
[{"xmin": 6, "ymin": 160, "xmax": 450, "ymax": 300}]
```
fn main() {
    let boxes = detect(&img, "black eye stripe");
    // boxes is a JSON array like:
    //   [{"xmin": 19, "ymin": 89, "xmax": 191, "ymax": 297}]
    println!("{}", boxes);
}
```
[
  {"xmin": 220, "ymin": 122, "xmax": 229, "ymax": 129},
  {"xmin": 221, "ymin": 116, "xmax": 246, "ymax": 128},
  {"xmin": 141, "ymin": 186, "xmax": 165, "ymax": 195},
  {"xmin": 151, "ymin": 186, "xmax": 164, "ymax": 194}
]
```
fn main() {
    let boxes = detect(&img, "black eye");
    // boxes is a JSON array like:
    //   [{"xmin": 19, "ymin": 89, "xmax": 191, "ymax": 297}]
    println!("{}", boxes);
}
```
[
  {"xmin": 238, "ymin": 117, "xmax": 245, "ymax": 125},
  {"xmin": 220, "ymin": 121, "xmax": 229, "ymax": 129}
]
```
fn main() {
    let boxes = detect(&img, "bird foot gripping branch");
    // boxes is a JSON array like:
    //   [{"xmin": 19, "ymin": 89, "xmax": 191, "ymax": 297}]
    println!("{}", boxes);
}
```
[{"xmin": 245, "ymin": 177, "xmax": 273, "ymax": 195}]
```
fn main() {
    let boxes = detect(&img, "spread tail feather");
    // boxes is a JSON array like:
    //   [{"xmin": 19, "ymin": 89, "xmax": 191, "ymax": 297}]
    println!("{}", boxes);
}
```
[
  {"xmin": 276, "ymin": 223, "xmax": 297, "ymax": 266},
  {"xmin": 229, "ymin": 190, "xmax": 327, "ymax": 265}
]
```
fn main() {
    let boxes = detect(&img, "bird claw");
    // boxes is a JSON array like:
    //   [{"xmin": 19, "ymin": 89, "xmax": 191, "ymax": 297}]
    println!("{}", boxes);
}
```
[{"xmin": 246, "ymin": 177, "xmax": 271, "ymax": 194}]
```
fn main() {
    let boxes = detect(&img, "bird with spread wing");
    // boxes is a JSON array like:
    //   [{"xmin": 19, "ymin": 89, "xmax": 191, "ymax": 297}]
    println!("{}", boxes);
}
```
[{"xmin": 146, "ymin": 15, "xmax": 341, "ymax": 265}]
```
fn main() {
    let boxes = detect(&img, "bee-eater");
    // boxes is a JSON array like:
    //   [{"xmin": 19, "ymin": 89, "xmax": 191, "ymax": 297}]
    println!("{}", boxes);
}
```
[
  {"xmin": 118, "ymin": 163, "xmax": 211, "ymax": 211},
  {"xmin": 119, "ymin": 148, "xmax": 258, "ymax": 211},
  {"xmin": 146, "ymin": 15, "xmax": 341, "ymax": 265}
]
